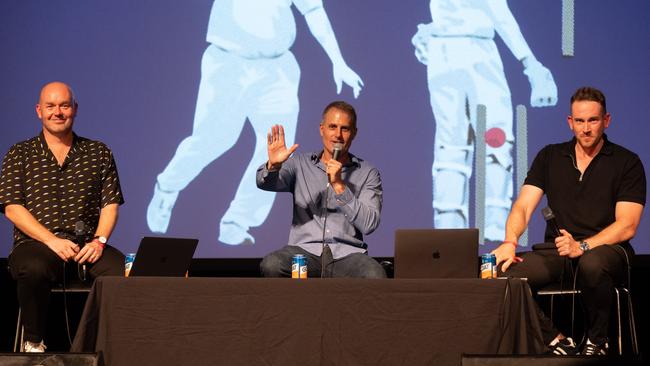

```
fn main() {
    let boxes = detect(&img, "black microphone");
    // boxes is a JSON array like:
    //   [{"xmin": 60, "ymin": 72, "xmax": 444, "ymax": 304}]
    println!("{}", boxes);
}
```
[
  {"xmin": 533, "ymin": 207, "xmax": 562, "ymax": 251},
  {"xmin": 541, "ymin": 207, "xmax": 562, "ymax": 237},
  {"xmin": 74, "ymin": 221, "xmax": 87, "ymax": 280},
  {"xmin": 74, "ymin": 221, "xmax": 85, "ymax": 248},
  {"xmin": 332, "ymin": 143, "xmax": 343, "ymax": 161}
]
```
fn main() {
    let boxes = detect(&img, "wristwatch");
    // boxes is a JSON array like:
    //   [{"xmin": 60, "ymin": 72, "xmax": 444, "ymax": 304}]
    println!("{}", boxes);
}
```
[
  {"xmin": 579, "ymin": 240, "xmax": 591, "ymax": 252},
  {"xmin": 93, "ymin": 236, "xmax": 108, "ymax": 248}
]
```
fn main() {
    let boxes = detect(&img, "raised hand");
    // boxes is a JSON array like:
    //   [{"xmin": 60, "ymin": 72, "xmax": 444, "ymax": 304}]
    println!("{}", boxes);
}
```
[{"xmin": 267, "ymin": 124, "xmax": 298, "ymax": 170}]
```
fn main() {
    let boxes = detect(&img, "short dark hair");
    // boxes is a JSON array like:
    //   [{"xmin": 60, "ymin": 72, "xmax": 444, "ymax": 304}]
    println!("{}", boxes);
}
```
[
  {"xmin": 322, "ymin": 101, "xmax": 357, "ymax": 130},
  {"xmin": 570, "ymin": 86, "xmax": 607, "ymax": 115}
]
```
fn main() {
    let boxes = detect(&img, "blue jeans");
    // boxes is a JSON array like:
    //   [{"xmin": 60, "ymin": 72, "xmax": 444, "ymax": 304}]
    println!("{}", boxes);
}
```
[{"xmin": 260, "ymin": 245, "xmax": 386, "ymax": 278}]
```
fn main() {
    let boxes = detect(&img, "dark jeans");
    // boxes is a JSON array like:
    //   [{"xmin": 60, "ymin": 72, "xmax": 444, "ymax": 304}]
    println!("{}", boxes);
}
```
[
  {"xmin": 8, "ymin": 240, "xmax": 125, "ymax": 343},
  {"xmin": 501, "ymin": 243, "xmax": 632, "ymax": 345},
  {"xmin": 260, "ymin": 245, "xmax": 386, "ymax": 278}
]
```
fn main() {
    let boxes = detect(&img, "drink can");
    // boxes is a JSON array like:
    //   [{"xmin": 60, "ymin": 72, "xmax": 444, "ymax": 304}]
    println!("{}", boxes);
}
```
[
  {"xmin": 125, "ymin": 253, "xmax": 136, "ymax": 277},
  {"xmin": 291, "ymin": 254, "xmax": 307, "ymax": 279},
  {"xmin": 480, "ymin": 253, "xmax": 497, "ymax": 279}
]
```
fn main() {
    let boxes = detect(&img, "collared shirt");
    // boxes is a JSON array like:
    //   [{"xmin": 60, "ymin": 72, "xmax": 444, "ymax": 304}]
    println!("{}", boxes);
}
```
[
  {"xmin": 525, "ymin": 135, "xmax": 646, "ymax": 244},
  {"xmin": 0, "ymin": 133, "xmax": 124, "ymax": 246},
  {"xmin": 257, "ymin": 151, "xmax": 382, "ymax": 259}
]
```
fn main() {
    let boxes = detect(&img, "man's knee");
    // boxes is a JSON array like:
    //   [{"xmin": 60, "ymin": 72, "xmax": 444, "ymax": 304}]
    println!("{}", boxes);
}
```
[
  {"xmin": 499, "ymin": 253, "xmax": 531, "ymax": 278},
  {"xmin": 260, "ymin": 252, "xmax": 287, "ymax": 277},
  {"xmin": 576, "ymin": 247, "xmax": 614, "ymax": 288},
  {"xmin": 361, "ymin": 261, "xmax": 387, "ymax": 279},
  {"xmin": 93, "ymin": 247, "xmax": 126, "ymax": 277},
  {"xmin": 345, "ymin": 254, "xmax": 386, "ymax": 278},
  {"xmin": 499, "ymin": 251, "xmax": 549, "ymax": 290},
  {"xmin": 9, "ymin": 255, "xmax": 58, "ymax": 283},
  {"xmin": 14, "ymin": 261, "xmax": 52, "ymax": 281}
]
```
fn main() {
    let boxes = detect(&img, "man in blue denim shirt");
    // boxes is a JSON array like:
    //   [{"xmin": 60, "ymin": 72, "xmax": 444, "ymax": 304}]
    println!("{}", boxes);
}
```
[{"xmin": 257, "ymin": 101, "xmax": 385, "ymax": 278}]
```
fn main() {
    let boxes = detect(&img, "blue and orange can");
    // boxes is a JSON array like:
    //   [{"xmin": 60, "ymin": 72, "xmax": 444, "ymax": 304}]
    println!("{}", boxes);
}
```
[
  {"xmin": 480, "ymin": 253, "xmax": 497, "ymax": 279},
  {"xmin": 291, "ymin": 254, "xmax": 307, "ymax": 279},
  {"xmin": 125, "ymin": 253, "xmax": 136, "ymax": 277}
]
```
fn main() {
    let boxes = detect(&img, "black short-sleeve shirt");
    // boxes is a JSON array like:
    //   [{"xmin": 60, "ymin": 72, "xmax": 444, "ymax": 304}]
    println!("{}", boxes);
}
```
[
  {"xmin": 0, "ymin": 133, "xmax": 124, "ymax": 246},
  {"xmin": 524, "ymin": 135, "xmax": 646, "ymax": 244}
]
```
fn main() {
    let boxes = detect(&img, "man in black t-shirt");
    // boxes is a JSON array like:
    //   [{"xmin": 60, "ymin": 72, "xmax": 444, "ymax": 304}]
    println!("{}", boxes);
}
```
[
  {"xmin": 492, "ymin": 87, "xmax": 646, "ymax": 356},
  {"xmin": 0, "ymin": 82, "xmax": 125, "ymax": 352}
]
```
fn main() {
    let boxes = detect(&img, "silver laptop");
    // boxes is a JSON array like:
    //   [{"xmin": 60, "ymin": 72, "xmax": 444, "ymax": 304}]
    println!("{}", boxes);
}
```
[{"xmin": 394, "ymin": 229, "xmax": 479, "ymax": 279}]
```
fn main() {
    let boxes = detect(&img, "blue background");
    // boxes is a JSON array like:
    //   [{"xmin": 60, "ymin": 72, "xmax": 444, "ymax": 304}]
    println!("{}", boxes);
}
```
[{"xmin": 1, "ymin": 0, "xmax": 649, "ymax": 257}]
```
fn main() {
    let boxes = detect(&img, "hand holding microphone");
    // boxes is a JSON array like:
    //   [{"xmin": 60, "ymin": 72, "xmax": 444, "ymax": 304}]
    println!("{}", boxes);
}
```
[
  {"xmin": 541, "ymin": 207, "xmax": 583, "ymax": 257},
  {"xmin": 326, "ymin": 143, "xmax": 344, "ymax": 192}
]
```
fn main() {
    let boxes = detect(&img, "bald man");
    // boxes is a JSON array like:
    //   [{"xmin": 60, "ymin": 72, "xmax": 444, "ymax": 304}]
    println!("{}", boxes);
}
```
[{"xmin": 0, "ymin": 82, "xmax": 125, "ymax": 352}]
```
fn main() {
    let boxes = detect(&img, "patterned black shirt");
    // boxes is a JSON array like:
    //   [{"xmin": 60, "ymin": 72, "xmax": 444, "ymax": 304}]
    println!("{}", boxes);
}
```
[{"xmin": 0, "ymin": 133, "xmax": 124, "ymax": 246}]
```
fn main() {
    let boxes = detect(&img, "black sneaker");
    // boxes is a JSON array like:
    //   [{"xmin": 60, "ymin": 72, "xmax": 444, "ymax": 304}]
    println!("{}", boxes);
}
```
[
  {"xmin": 581, "ymin": 339, "xmax": 608, "ymax": 356},
  {"xmin": 548, "ymin": 337, "xmax": 579, "ymax": 355}
]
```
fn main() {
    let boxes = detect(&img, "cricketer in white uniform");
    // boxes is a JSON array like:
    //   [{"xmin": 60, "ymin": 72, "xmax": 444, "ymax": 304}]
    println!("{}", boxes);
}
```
[
  {"xmin": 147, "ymin": 0, "xmax": 363, "ymax": 245},
  {"xmin": 412, "ymin": 0, "xmax": 557, "ymax": 241}
]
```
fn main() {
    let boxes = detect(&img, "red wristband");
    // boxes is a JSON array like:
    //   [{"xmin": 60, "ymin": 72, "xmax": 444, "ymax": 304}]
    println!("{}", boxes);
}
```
[
  {"xmin": 503, "ymin": 241, "xmax": 517, "ymax": 247},
  {"xmin": 92, "ymin": 238, "xmax": 106, "ymax": 249}
]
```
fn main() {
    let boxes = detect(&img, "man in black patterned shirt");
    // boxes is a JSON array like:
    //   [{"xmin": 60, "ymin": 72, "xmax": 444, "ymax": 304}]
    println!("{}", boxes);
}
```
[{"xmin": 0, "ymin": 81, "xmax": 125, "ymax": 352}]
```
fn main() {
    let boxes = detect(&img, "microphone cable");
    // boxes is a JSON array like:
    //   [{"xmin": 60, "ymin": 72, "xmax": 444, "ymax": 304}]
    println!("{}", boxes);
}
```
[
  {"xmin": 61, "ymin": 261, "xmax": 74, "ymax": 347},
  {"xmin": 541, "ymin": 206, "xmax": 573, "ymax": 333},
  {"xmin": 569, "ymin": 258, "xmax": 580, "ymax": 342},
  {"xmin": 321, "ymin": 183, "xmax": 331, "ymax": 278}
]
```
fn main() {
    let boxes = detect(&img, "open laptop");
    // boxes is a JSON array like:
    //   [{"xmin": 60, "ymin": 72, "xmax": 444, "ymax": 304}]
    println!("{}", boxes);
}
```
[
  {"xmin": 129, "ymin": 237, "xmax": 199, "ymax": 277},
  {"xmin": 394, "ymin": 228, "xmax": 479, "ymax": 279}
]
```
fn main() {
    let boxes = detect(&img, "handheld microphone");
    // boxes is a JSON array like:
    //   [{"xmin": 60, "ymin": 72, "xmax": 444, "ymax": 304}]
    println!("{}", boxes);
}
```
[
  {"xmin": 74, "ymin": 221, "xmax": 87, "ymax": 280},
  {"xmin": 74, "ymin": 221, "xmax": 85, "ymax": 248},
  {"xmin": 532, "ymin": 207, "xmax": 562, "ymax": 251},
  {"xmin": 326, "ymin": 143, "xmax": 344, "ymax": 189},
  {"xmin": 541, "ymin": 207, "xmax": 562, "ymax": 237},
  {"xmin": 332, "ymin": 143, "xmax": 343, "ymax": 161}
]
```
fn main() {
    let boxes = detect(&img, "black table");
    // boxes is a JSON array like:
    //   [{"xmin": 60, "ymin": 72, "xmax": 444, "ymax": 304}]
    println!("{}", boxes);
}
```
[{"xmin": 72, "ymin": 277, "xmax": 545, "ymax": 366}]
